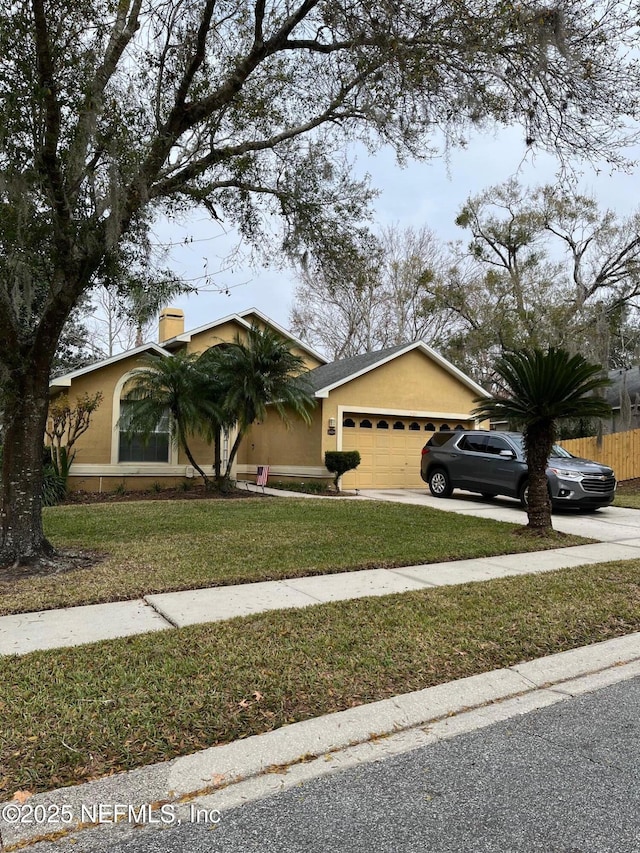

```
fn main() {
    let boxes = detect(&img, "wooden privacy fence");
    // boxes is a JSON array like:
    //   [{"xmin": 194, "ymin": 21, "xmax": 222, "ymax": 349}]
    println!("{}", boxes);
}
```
[{"xmin": 559, "ymin": 428, "xmax": 640, "ymax": 482}]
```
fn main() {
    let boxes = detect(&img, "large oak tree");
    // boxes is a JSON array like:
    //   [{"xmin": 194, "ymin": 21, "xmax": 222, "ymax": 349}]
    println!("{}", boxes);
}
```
[
  {"xmin": 1, "ymin": 0, "xmax": 639, "ymax": 567},
  {"xmin": 438, "ymin": 180, "xmax": 640, "ymax": 383}
]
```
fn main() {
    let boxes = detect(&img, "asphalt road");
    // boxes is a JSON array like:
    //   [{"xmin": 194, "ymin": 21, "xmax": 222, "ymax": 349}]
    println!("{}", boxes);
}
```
[{"xmin": 74, "ymin": 677, "xmax": 640, "ymax": 853}]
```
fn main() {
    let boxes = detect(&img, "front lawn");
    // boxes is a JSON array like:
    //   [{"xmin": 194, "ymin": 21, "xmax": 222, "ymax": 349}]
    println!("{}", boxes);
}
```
[
  {"xmin": 2, "ymin": 559, "xmax": 639, "ymax": 797},
  {"xmin": 615, "ymin": 480, "xmax": 640, "ymax": 509},
  {"xmin": 0, "ymin": 497, "xmax": 586, "ymax": 616}
]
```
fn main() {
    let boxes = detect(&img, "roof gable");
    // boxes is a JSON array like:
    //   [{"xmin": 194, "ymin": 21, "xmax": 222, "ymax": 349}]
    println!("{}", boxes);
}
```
[
  {"xmin": 163, "ymin": 307, "xmax": 327, "ymax": 365},
  {"xmin": 307, "ymin": 341, "xmax": 489, "ymax": 399},
  {"xmin": 50, "ymin": 343, "xmax": 169, "ymax": 388},
  {"xmin": 50, "ymin": 308, "xmax": 328, "ymax": 389}
]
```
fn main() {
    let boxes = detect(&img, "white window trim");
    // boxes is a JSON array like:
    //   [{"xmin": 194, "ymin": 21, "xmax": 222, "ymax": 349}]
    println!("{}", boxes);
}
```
[{"xmin": 70, "ymin": 464, "xmax": 199, "ymax": 477}]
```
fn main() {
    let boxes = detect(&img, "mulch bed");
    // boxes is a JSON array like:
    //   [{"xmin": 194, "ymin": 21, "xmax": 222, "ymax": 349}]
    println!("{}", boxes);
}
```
[
  {"xmin": 60, "ymin": 484, "xmax": 261, "ymax": 505},
  {"xmin": 617, "ymin": 478, "xmax": 640, "ymax": 492},
  {"xmin": 0, "ymin": 549, "xmax": 107, "ymax": 585}
]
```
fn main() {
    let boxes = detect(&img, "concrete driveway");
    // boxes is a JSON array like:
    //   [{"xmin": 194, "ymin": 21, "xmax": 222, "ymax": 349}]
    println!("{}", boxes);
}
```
[{"xmin": 358, "ymin": 488, "xmax": 640, "ymax": 543}]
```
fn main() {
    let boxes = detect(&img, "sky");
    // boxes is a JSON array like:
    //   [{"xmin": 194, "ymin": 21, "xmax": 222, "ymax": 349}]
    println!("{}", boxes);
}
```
[{"xmin": 151, "ymin": 123, "xmax": 639, "ymax": 340}]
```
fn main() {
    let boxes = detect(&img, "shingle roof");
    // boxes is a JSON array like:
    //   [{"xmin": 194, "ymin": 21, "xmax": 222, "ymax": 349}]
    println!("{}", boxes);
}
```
[{"xmin": 304, "ymin": 343, "xmax": 410, "ymax": 394}]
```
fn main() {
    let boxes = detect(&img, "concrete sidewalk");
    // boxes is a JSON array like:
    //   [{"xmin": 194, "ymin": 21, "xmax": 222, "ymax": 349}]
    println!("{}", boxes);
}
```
[
  {"xmin": 2, "ymin": 489, "xmax": 640, "ymax": 850},
  {"xmin": 2, "ymin": 538, "xmax": 640, "ymax": 657}
]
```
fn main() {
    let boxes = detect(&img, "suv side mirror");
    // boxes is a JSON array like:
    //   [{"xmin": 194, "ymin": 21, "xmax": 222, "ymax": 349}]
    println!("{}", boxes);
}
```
[{"xmin": 499, "ymin": 449, "xmax": 515, "ymax": 459}]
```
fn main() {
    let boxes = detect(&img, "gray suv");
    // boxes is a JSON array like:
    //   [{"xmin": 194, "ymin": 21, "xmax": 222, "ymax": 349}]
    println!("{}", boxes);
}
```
[{"xmin": 420, "ymin": 430, "xmax": 616, "ymax": 509}]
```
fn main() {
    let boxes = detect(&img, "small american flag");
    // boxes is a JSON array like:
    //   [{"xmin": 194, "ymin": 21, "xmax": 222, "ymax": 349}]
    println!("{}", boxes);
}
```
[{"xmin": 256, "ymin": 465, "xmax": 270, "ymax": 487}]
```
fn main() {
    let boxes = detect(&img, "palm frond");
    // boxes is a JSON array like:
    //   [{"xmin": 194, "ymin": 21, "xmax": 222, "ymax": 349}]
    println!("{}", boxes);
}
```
[
  {"xmin": 473, "ymin": 348, "xmax": 612, "ymax": 428},
  {"xmin": 212, "ymin": 325, "xmax": 316, "ymax": 430}
]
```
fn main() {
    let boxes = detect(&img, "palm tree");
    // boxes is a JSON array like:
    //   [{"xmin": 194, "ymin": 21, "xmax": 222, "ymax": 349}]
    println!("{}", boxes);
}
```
[
  {"xmin": 189, "ymin": 360, "xmax": 235, "ymax": 487},
  {"xmin": 123, "ymin": 352, "xmax": 223, "ymax": 488},
  {"xmin": 205, "ymin": 325, "xmax": 316, "ymax": 482},
  {"xmin": 472, "ymin": 348, "xmax": 612, "ymax": 534}
]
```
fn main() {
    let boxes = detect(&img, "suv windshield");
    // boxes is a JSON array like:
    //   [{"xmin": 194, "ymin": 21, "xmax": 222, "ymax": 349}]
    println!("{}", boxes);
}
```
[{"xmin": 507, "ymin": 434, "xmax": 573, "ymax": 458}]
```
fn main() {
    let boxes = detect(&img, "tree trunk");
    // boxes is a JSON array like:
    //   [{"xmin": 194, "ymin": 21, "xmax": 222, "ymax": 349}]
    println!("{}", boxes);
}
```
[
  {"xmin": 224, "ymin": 428, "xmax": 244, "ymax": 482},
  {"xmin": 213, "ymin": 429, "xmax": 231, "ymax": 491},
  {"xmin": 177, "ymin": 428, "xmax": 211, "ymax": 490},
  {"xmin": 213, "ymin": 429, "xmax": 222, "ymax": 485},
  {"xmin": 0, "ymin": 364, "xmax": 55, "ymax": 567},
  {"xmin": 525, "ymin": 423, "xmax": 554, "ymax": 533}
]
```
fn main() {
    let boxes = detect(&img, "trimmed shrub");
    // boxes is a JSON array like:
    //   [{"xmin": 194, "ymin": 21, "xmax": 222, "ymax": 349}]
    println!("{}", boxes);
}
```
[
  {"xmin": 269, "ymin": 480, "xmax": 330, "ymax": 495},
  {"xmin": 324, "ymin": 450, "xmax": 361, "ymax": 492}
]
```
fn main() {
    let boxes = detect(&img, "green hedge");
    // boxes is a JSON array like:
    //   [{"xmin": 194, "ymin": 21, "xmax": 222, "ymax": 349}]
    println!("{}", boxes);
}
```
[{"xmin": 324, "ymin": 450, "xmax": 361, "ymax": 491}]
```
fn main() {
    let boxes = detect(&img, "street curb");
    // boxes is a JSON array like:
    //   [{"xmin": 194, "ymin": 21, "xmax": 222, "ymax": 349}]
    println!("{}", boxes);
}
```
[{"xmin": 3, "ymin": 631, "xmax": 640, "ymax": 851}]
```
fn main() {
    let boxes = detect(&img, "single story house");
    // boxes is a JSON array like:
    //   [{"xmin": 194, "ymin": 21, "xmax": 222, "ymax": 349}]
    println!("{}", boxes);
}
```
[{"xmin": 49, "ymin": 307, "xmax": 490, "ymax": 491}]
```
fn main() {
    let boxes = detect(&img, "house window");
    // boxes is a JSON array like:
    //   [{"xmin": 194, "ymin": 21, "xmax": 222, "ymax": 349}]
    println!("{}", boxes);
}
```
[
  {"xmin": 343, "ymin": 417, "xmax": 356, "ymax": 428},
  {"xmin": 360, "ymin": 419, "xmax": 372, "ymax": 428},
  {"xmin": 439, "ymin": 423, "xmax": 450, "ymax": 431},
  {"xmin": 454, "ymin": 424, "xmax": 465, "ymax": 431},
  {"xmin": 393, "ymin": 421, "xmax": 405, "ymax": 430},
  {"xmin": 377, "ymin": 420, "xmax": 389, "ymax": 429},
  {"xmin": 409, "ymin": 422, "xmax": 420, "ymax": 431},
  {"xmin": 425, "ymin": 423, "xmax": 435, "ymax": 431},
  {"xmin": 118, "ymin": 400, "xmax": 170, "ymax": 463}
]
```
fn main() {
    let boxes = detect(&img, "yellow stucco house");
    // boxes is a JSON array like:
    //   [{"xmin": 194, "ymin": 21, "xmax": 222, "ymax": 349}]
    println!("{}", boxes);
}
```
[{"xmin": 49, "ymin": 307, "xmax": 489, "ymax": 492}]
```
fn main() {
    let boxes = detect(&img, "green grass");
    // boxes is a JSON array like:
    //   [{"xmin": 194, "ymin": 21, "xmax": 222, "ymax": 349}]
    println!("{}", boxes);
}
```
[
  {"xmin": 2, "ymin": 559, "xmax": 639, "ymax": 798},
  {"xmin": 0, "ymin": 498, "xmax": 586, "ymax": 616},
  {"xmin": 615, "ymin": 481, "xmax": 640, "ymax": 509}
]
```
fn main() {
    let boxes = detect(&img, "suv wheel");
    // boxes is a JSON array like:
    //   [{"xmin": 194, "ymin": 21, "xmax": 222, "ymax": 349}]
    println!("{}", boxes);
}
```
[
  {"xmin": 518, "ymin": 481, "xmax": 529, "ymax": 508},
  {"xmin": 520, "ymin": 480, "xmax": 554, "ymax": 510},
  {"xmin": 428, "ymin": 468, "xmax": 453, "ymax": 498}
]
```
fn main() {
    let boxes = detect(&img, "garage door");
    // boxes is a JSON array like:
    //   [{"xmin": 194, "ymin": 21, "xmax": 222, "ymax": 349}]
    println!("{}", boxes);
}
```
[{"xmin": 341, "ymin": 415, "xmax": 472, "ymax": 489}]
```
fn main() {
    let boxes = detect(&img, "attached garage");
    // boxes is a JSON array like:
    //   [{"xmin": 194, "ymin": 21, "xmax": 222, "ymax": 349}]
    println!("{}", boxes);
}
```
[
  {"xmin": 240, "ymin": 332, "xmax": 489, "ymax": 490},
  {"xmin": 308, "ymin": 341, "xmax": 489, "ymax": 490},
  {"xmin": 341, "ymin": 415, "xmax": 475, "ymax": 488}
]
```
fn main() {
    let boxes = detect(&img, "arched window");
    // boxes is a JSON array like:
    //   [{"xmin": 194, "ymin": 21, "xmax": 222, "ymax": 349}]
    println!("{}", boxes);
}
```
[
  {"xmin": 377, "ymin": 420, "xmax": 389, "ymax": 429},
  {"xmin": 119, "ymin": 398, "xmax": 170, "ymax": 463},
  {"xmin": 343, "ymin": 417, "xmax": 356, "ymax": 428},
  {"xmin": 409, "ymin": 422, "xmax": 420, "ymax": 431},
  {"xmin": 425, "ymin": 423, "xmax": 435, "ymax": 431},
  {"xmin": 393, "ymin": 421, "xmax": 405, "ymax": 430},
  {"xmin": 111, "ymin": 370, "xmax": 179, "ymax": 467},
  {"xmin": 454, "ymin": 424, "xmax": 465, "ymax": 431},
  {"xmin": 360, "ymin": 419, "xmax": 372, "ymax": 428},
  {"xmin": 439, "ymin": 423, "xmax": 450, "ymax": 431}
]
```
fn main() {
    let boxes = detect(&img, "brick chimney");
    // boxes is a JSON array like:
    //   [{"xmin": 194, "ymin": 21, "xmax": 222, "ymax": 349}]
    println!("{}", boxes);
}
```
[{"xmin": 158, "ymin": 308, "xmax": 185, "ymax": 344}]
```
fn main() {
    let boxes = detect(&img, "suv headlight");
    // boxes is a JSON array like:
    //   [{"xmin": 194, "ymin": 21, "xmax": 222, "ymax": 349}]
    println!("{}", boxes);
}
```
[{"xmin": 549, "ymin": 468, "xmax": 583, "ymax": 481}]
